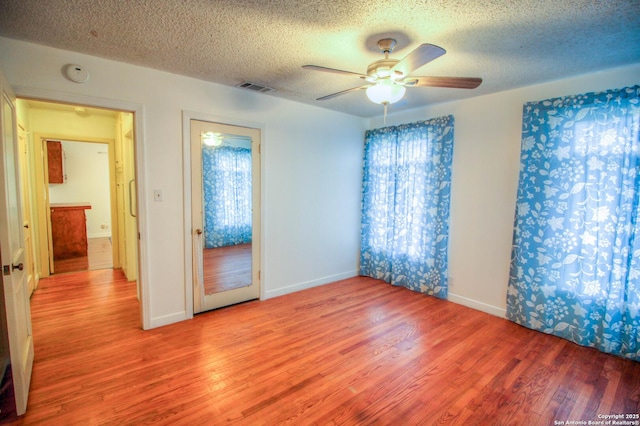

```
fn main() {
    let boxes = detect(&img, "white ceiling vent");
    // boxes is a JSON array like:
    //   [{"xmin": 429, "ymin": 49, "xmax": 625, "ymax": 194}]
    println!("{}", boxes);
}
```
[{"xmin": 235, "ymin": 81, "xmax": 275, "ymax": 93}]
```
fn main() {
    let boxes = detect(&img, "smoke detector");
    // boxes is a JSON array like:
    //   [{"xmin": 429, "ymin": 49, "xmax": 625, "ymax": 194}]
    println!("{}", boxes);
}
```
[{"xmin": 64, "ymin": 64, "xmax": 89, "ymax": 83}]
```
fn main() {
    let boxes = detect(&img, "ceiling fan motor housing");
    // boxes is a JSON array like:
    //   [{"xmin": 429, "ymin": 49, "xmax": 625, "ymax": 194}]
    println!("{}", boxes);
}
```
[{"xmin": 367, "ymin": 59, "xmax": 402, "ymax": 81}]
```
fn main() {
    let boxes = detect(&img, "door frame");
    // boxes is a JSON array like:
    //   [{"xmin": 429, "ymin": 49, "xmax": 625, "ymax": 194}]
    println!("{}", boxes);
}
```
[
  {"xmin": 15, "ymin": 87, "xmax": 151, "ymax": 330},
  {"xmin": 34, "ymin": 136, "xmax": 119, "ymax": 276},
  {"xmin": 182, "ymin": 111, "xmax": 265, "ymax": 318}
]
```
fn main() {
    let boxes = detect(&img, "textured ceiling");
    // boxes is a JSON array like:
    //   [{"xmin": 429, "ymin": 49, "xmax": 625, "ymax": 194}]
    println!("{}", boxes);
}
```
[{"xmin": 1, "ymin": 0, "xmax": 639, "ymax": 118}]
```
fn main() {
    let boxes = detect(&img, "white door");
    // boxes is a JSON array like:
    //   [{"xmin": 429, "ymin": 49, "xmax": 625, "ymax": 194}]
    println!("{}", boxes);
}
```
[
  {"xmin": 115, "ymin": 112, "xmax": 138, "ymax": 290},
  {"xmin": 18, "ymin": 127, "xmax": 36, "ymax": 296},
  {"xmin": 123, "ymin": 117, "xmax": 138, "ymax": 284},
  {"xmin": 191, "ymin": 120, "xmax": 260, "ymax": 313},
  {"xmin": 0, "ymin": 68, "xmax": 34, "ymax": 415}
]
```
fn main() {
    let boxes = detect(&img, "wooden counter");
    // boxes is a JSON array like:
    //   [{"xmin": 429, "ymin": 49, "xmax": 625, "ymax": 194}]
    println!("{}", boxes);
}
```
[{"xmin": 50, "ymin": 203, "xmax": 91, "ymax": 260}]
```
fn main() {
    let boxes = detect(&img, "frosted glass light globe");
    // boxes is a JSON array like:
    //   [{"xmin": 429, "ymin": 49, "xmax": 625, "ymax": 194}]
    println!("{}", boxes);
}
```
[{"xmin": 366, "ymin": 80, "xmax": 406, "ymax": 104}]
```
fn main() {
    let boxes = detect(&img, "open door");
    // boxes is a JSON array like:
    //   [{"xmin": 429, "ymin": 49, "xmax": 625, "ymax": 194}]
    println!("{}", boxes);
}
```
[
  {"xmin": 119, "ymin": 113, "xmax": 138, "ymax": 284},
  {"xmin": 17, "ymin": 125, "xmax": 36, "ymax": 296},
  {"xmin": 0, "ymin": 68, "xmax": 34, "ymax": 415}
]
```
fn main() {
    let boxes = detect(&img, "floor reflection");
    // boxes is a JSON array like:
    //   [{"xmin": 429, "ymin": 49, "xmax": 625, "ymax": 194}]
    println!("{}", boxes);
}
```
[{"xmin": 203, "ymin": 243, "xmax": 251, "ymax": 294}]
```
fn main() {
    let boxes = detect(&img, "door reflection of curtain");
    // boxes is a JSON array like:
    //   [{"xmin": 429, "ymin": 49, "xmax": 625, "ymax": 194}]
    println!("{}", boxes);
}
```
[{"xmin": 202, "ymin": 146, "xmax": 252, "ymax": 248}]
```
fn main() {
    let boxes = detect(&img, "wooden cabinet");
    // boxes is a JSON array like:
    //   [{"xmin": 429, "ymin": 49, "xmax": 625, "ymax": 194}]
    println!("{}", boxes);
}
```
[
  {"xmin": 50, "ymin": 203, "xmax": 91, "ymax": 260},
  {"xmin": 47, "ymin": 140, "xmax": 64, "ymax": 184}
]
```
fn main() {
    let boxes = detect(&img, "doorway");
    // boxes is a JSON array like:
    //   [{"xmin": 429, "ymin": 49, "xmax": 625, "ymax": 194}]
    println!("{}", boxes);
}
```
[
  {"xmin": 46, "ymin": 140, "xmax": 113, "ymax": 274},
  {"xmin": 17, "ymin": 99, "xmax": 139, "ymax": 287},
  {"xmin": 190, "ymin": 120, "xmax": 261, "ymax": 313}
]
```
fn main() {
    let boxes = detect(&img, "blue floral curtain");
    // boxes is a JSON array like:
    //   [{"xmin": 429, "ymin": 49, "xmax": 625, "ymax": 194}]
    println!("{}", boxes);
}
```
[
  {"xmin": 202, "ymin": 146, "xmax": 252, "ymax": 248},
  {"xmin": 360, "ymin": 115, "xmax": 454, "ymax": 299},
  {"xmin": 507, "ymin": 86, "xmax": 640, "ymax": 360}
]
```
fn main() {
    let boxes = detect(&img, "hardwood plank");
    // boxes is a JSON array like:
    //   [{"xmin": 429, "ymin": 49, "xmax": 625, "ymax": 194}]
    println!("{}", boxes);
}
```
[
  {"xmin": 3, "ymin": 271, "xmax": 639, "ymax": 425},
  {"xmin": 87, "ymin": 237, "xmax": 113, "ymax": 270},
  {"xmin": 53, "ymin": 237, "xmax": 113, "ymax": 274}
]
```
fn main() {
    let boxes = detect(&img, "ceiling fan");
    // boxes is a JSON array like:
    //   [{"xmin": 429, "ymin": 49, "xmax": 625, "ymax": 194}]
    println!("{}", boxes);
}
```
[{"xmin": 303, "ymin": 38, "xmax": 482, "ymax": 115}]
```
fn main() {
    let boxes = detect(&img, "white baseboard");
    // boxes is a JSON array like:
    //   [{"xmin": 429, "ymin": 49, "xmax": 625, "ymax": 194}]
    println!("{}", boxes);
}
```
[
  {"xmin": 88, "ymin": 232, "xmax": 112, "ymax": 239},
  {"xmin": 264, "ymin": 270, "xmax": 358, "ymax": 300},
  {"xmin": 448, "ymin": 292, "xmax": 507, "ymax": 318},
  {"xmin": 148, "ymin": 311, "xmax": 188, "ymax": 329}
]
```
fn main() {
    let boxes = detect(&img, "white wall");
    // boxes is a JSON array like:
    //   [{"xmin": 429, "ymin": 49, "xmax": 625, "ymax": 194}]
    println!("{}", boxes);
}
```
[
  {"xmin": 28, "ymin": 107, "xmax": 117, "ymax": 139},
  {"xmin": 48, "ymin": 141, "xmax": 112, "ymax": 238},
  {"xmin": 5, "ymin": 36, "xmax": 634, "ymax": 327},
  {"xmin": 0, "ymin": 37, "xmax": 367, "ymax": 328},
  {"xmin": 372, "ymin": 63, "xmax": 640, "ymax": 316}
]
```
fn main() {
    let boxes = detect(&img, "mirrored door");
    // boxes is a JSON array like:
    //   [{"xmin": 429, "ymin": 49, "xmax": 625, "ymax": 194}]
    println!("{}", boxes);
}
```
[{"xmin": 191, "ymin": 120, "xmax": 260, "ymax": 313}]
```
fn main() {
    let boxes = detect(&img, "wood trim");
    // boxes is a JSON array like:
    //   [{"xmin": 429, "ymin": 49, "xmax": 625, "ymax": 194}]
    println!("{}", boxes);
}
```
[{"xmin": 46, "ymin": 141, "xmax": 63, "ymax": 183}]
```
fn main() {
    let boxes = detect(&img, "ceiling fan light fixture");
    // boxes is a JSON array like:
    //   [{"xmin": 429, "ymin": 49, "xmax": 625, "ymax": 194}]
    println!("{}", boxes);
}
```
[
  {"xmin": 202, "ymin": 131, "xmax": 222, "ymax": 147},
  {"xmin": 366, "ymin": 79, "xmax": 406, "ymax": 105},
  {"xmin": 303, "ymin": 38, "xmax": 481, "ymax": 111}
]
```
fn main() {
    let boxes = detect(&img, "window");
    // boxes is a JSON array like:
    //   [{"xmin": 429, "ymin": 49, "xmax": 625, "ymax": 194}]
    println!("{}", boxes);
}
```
[
  {"xmin": 360, "ymin": 116, "xmax": 454, "ymax": 298},
  {"xmin": 507, "ymin": 86, "xmax": 640, "ymax": 360}
]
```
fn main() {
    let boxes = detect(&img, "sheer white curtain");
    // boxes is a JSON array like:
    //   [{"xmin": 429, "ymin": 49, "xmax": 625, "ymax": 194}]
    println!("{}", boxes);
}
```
[
  {"xmin": 507, "ymin": 86, "xmax": 640, "ymax": 360},
  {"xmin": 360, "ymin": 116, "xmax": 454, "ymax": 298}
]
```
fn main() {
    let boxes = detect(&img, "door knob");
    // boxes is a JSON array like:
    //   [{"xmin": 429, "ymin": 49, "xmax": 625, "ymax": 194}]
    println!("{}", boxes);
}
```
[{"xmin": 12, "ymin": 263, "xmax": 23, "ymax": 271}]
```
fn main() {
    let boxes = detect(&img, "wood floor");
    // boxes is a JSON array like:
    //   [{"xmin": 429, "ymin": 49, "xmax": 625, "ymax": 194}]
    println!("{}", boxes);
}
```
[
  {"xmin": 4, "ymin": 270, "xmax": 639, "ymax": 425},
  {"xmin": 53, "ymin": 237, "xmax": 113, "ymax": 274}
]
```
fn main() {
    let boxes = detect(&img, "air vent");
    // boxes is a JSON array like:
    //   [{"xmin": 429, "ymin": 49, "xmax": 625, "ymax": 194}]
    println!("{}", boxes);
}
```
[{"xmin": 235, "ymin": 81, "xmax": 275, "ymax": 93}]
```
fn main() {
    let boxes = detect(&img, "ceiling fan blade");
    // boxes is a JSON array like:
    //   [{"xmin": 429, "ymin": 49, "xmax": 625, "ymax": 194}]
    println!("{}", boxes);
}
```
[
  {"xmin": 316, "ymin": 85, "xmax": 370, "ymax": 101},
  {"xmin": 391, "ymin": 44, "xmax": 446, "ymax": 78},
  {"xmin": 405, "ymin": 76, "xmax": 482, "ymax": 89},
  {"xmin": 303, "ymin": 65, "xmax": 367, "ymax": 79}
]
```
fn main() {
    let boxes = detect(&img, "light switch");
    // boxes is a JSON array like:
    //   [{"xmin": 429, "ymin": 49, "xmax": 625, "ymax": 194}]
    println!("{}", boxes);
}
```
[{"xmin": 153, "ymin": 189, "xmax": 163, "ymax": 202}]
